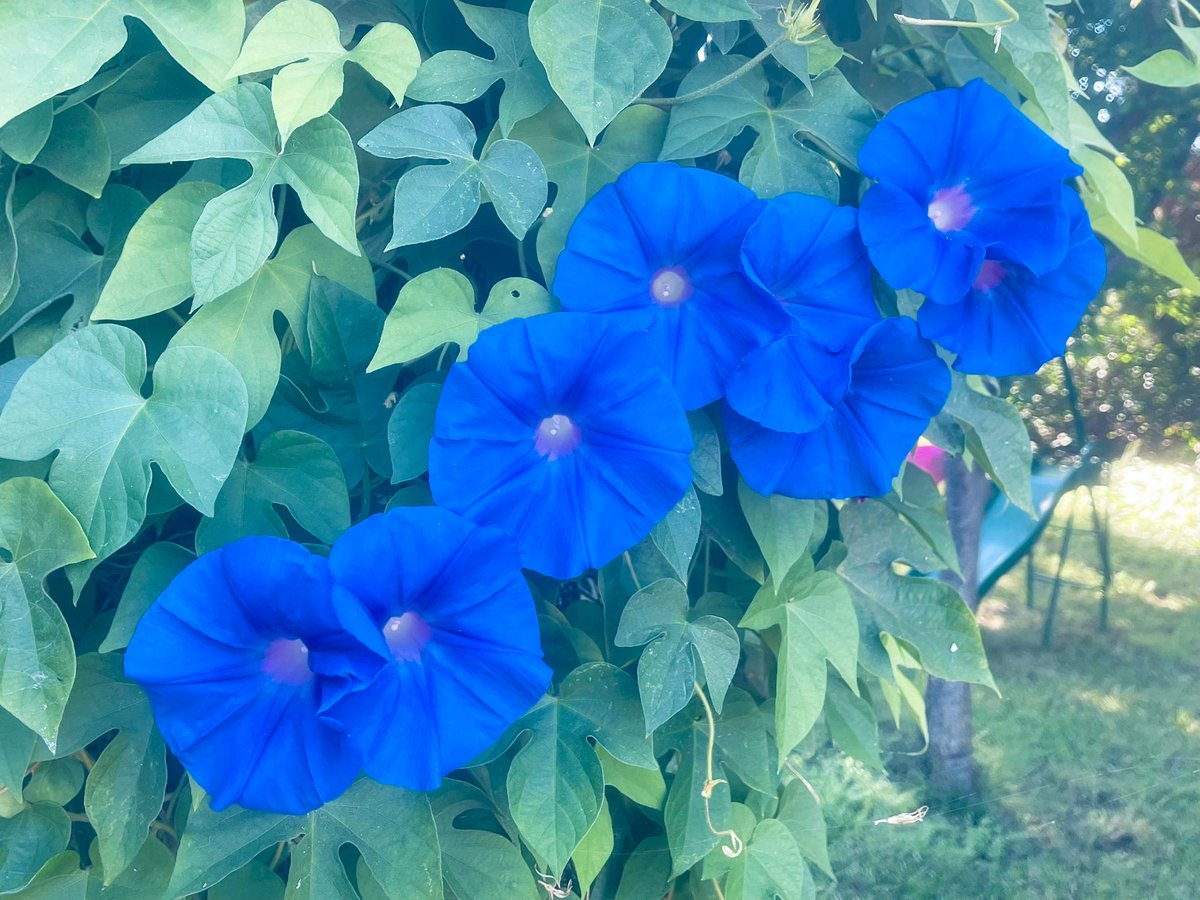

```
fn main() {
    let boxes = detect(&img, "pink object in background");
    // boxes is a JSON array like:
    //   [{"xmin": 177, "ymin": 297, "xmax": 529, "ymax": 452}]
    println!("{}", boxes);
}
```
[{"xmin": 909, "ymin": 444, "xmax": 948, "ymax": 485}]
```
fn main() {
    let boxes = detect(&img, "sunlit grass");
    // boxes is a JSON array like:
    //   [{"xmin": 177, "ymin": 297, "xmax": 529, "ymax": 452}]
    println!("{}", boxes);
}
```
[{"xmin": 812, "ymin": 456, "xmax": 1200, "ymax": 899}]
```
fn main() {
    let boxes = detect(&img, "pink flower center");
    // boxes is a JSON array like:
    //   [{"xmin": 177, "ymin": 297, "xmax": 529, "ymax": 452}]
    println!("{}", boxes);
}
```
[
  {"xmin": 535, "ymin": 413, "xmax": 582, "ymax": 460},
  {"xmin": 972, "ymin": 259, "xmax": 1007, "ymax": 293},
  {"xmin": 384, "ymin": 612, "xmax": 432, "ymax": 663},
  {"xmin": 927, "ymin": 184, "xmax": 976, "ymax": 233},
  {"xmin": 649, "ymin": 266, "xmax": 693, "ymax": 307},
  {"xmin": 262, "ymin": 638, "xmax": 312, "ymax": 686}
]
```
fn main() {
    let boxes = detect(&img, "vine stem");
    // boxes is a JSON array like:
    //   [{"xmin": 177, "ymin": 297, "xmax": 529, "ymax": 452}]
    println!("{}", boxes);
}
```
[
  {"xmin": 623, "ymin": 551, "xmax": 643, "ymax": 591},
  {"xmin": 694, "ymin": 681, "xmax": 744, "ymax": 863},
  {"xmin": 1178, "ymin": 0, "xmax": 1200, "ymax": 23},
  {"xmin": 894, "ymin": 0, "xmax": 1018, "ymax": 33},
  {"xmin": 638, "ymin": 34, "xmax": 789, "ymax": 107}
]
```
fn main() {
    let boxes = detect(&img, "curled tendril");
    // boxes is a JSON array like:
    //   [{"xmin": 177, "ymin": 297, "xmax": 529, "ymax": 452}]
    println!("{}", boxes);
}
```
[{"xmin": 778, "ymin": 0, "xmax": 823, "ymax": 45}]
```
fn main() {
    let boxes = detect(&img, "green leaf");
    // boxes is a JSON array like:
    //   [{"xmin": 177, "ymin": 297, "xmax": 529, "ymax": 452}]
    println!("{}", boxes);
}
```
[
  {"xmin": 206, "ymin": 862, "xmax": 285, "ymax": 900},
  {"xmin": 23, "ymin": 758, "xmax": 84, "ymax": 806},
  {"xmin": 508, "ymin": 100, "xmax": 668, "ymax": 282},
  {"xmin": 261, "ymin": 277, "xmax": 392, "ymax": 486},
  {"xmin": 92, "ymin": 182, "xmax": 224, "ymax": 322},
  {"xmin": 230, "ymin": 0, "xmax": 420, "ymax": 143},
  {"xmin": 615, "ymin": 836, "xmax": 671, "ymax": 900},
  {"xmin": 746, "ymin": 0, "xmax": 808, "ymax": 85},
  {"xmin": 663, "ymin": 719, "xmax": 731, "ymax": 877},
  {"xmin": 1084, "ymin": 195, "xmax": 1200, "ymax": 293},
  {"xmin": 196, "ymin": 430, "xmax": 350, "ymax": 553},
  {"xmin": 0, "ymin": 158, "xmax": 17, "ymax": 315},
  {"xmin": 431, "ymin": 782, "xmax": 540, "ymax": 900},
  {"xmin": 408, "ymin": 1, "xmax": 554, "ymax": 136},
  {"xmin": 359, "ymin": 104, "xmax": 548, "ymax": 247},
  {"xmin": 87, "ymin": 835, "xmax": 174, "ymax": 899},
  {"xmin": 652, "ymin": 486, "xmax": 702, "ymax": 581},
  {"xmin": 616, "ymin": 579, "xmax": 740, "ymax": 732},
  {"xmin": 823, "ymin": 675, "xmax": 882, "ymax": 769},
  {"xmin": 46, "ymin": 655, "xmax": 166, "ymax": 884},
  {"xmin": 572, "ymin": 794, "xmax": 613, "ymax": 897},
  {"xmin": 528, "ymin": 0, "xmax": 672, "ymax": 143},
  {"xmin": 688, "ymin": 409, "xmax": 723, "ymax": 496},
  {"xmin": 659, "ymin": 0, "xmax": 758, "ymax": 23},
  {"xmin": 1074, "ymin": 145, "xmax": 1137, "ymax": 245},
  {"xmin": 710, "ymin": 687, "xmax": 775, "ymax": 795},
  {"xmin": 387, "ymin": 382, "xmax": 442, "ymax": 484},
  {"xmin": 885, "ymin": 466, "xmax": 958, "ymax": 573},
  {"xmin": 4, "ymin": 852, "xmax": 85, "ymax": 900},
  {"xmin": 595, "ymin": 743, "xmax": 666, "ymax": 810},
  {"xmin": 499, "ymin": 662, "xmax": 655, "ymax": 876},
  {"xmin": 369, "ymin": 270, "xmax": 553, "ymax": 370},
  {"xmin": 169, "ymin": 779, "xmax": 441, "ymax": 898},
  {"xmin": 699, "ymin": 488, "xmax": 767, "ymax": 585},
  {"xmin": 93, "ymin": 52, "xmax": 213, "ymax": 167},
  {"xmin": 172, "ymin": 224, "xmax": 373, "ymax": 428},
  {"xmin": 1125, "ymin": 48, "xmax": 1200, "ymax": 86},
  {"xmin": 123, "ymin": 82, "xmax": 360, "ymax": 303},
  {"xmin": 0, "ymin": 478, "xmax": 93, "ymax": 747},
  {"xmin": 30, "ymin": 105, "xmax": 111, "ymax": 199},
  {"xmin": 1, "ymin": 185, "xmax": 148, "ymax": 341},
  {"xmin": 661, "ymin": 60, "xmax": 873, "ymax": 199},
  {"xmin": 943, "ymin": 375, "xmax": 1032, "ymax": 514},
  {"xmin": 741, "ymin": 561, "xmax": 859, "ymax": 758},
  {"xmin": 0, "ymin": 0, "xmax": 244, "ymax": 126},
  {"xmin": 0, "ymin": 325, "xmax": 248, "ymax": 574},
  {"xmin": 100, "ymin": 543, "xmax": 193, "ymax": 653},
  {"xmin": 839, "ymin": 500, "xmax": 994, "ymax": 689},
  {"xmin": 775, "ymin": 780, "xmax": 832, "ymax": 878},
  {"xmin": 0, "ymin": 102, "xmax": 53, "ymax": 164},
  {"xmin": 1124, "ymin": 23, "xmax": 1200, "ymax": 87},
  {"xmin": 725, "ymin": 818, "xmax": 813, "ymax": 900},
  {"xmin": 0, "ymin": 708, "xmax": 38, "ymax": 817},
  {"xmin": 738, "ymin": 482, "xmax": 819, "ymax": 583},
  {"xmin": 0, "ymin": 804, "xmax": 71, "ymax": 893}
]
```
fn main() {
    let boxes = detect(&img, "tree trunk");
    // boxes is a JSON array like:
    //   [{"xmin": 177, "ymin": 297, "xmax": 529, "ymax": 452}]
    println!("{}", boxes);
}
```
[{"xmin": 925, "ymin": 455, "xmax": 990, "ymax": 798}]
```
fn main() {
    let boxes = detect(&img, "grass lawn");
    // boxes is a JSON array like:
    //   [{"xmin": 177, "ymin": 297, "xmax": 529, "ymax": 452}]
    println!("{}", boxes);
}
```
[{"xmin": 812, "ymin": 456, "xmax": 1200, "ymax": 899}]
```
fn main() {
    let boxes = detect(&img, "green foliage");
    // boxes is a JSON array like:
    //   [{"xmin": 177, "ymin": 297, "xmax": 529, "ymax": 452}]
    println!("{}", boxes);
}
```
[
  {"xmin": 0, "ymin": 0, "xmax": 1187, "ymax": 895},
  {"xmin": 359, "ymin": 105, "xmax": 547, "ymax": 248}
]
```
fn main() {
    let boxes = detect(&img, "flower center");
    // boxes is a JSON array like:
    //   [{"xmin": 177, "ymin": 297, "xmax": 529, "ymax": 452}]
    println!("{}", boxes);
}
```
[
  {"xmin": 649, "ymin": 266, "xmax": 693, "ymax": 307},
  {"xmin": 972, "ymin": 259, "xmax": 1007, "ymax": 293},
  {"xmin": 927, "ymin": 184, "xmax": 976, "ymax": 233},
  {"xmin": 262, "ymin": 638, "xmax": 312, "ymax": 686},
  {"xmin": 384, "ymin": 612, "xmax": 432, "ymax": 663},
  {"xmin": 534, "ymin": 413, "xmax": 582, "ymax": 460}
]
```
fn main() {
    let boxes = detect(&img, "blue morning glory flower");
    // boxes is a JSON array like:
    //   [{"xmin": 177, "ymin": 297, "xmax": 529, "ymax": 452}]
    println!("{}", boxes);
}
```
[
  {"xmin": 725, "ymin": 318, "xmax": 950, "ymax": 499},
  {"xmin": 918, "ymin": 188, "xmax": 1107, "ymax": 375},
  {"xmin": 319, "ymin": 508, "xmax": 551, "ymax": 791},
  {"xmin": 553, "ymin": 161, "xmax": 790, "ymax": 410},
  {"xmin": 726, "ymin": 194, "xmax": 881, "ymax": 432},
  {"xmin": 428, "ymin": 312, "xmax": 694, "ymax": 578},
  {"xmin": 124, "ymin": 537, "xmax": 365, "ymax": 815},
  {"xmin": 858, "ymin": 79, "xmax": 1082, "ymax": 304}
]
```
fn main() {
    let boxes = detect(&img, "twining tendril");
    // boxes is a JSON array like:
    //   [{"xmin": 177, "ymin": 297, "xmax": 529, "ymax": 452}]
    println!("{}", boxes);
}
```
[{"xmin": 694, "ymin": 681, "xmax": 744, "ymax": 860}]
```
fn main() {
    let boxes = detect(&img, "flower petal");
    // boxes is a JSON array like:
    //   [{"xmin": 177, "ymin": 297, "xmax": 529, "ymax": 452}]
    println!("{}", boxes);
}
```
[
  {"xmin": 430, "ymin": 313, "xmax": 693, "ymax": 577},
  {"xmin": 124, "ymin": 537, "xmax": 364, "ymax": 814},
  {"xmin": 322, "ymin": 508, "xmax": 550, "ymax": 789},
  {"xmin": 727, "ymin": 318, "xmax": 950, "ymax": 498},
  {"xmin": 919, "ymin": 189, "xmax": 1106, "ymax": 375},
  {"xmin": 554, "ymin": 162, "xmax": 788, "ymax": 408},
  {"xmin": 858, "ymin": 79, "xmax": 1080, "ymax": 299}
]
